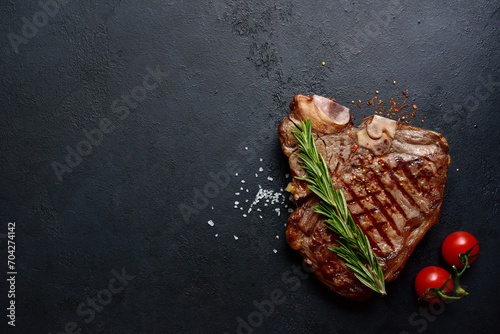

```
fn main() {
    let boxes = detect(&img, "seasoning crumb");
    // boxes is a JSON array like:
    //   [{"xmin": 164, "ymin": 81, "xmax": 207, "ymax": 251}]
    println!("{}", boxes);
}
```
[
  {"xmin": 375, "ymin": 90, "xmax": 379, "ymax": 94},
  {"xmin": 393, "ymin": 80, "xmax": 396, "ymax": 84},
  {"xmin": 322, "ymin": 61, "xmax": 325, "ymax": 66},
  {"xmin": 456, "ymin": 168, "xmax": 459, "ymax": 171}
]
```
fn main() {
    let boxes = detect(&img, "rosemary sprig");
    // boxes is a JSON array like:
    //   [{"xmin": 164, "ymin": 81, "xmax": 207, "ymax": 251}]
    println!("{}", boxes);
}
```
[{"xmin": 292, "ymin": 119, "xmax": 386, "ymax": 296}]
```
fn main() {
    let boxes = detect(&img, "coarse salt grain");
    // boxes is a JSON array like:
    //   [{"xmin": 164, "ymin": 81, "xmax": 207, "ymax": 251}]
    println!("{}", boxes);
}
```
[{"xmin": 207, "ymin": 220, "xmax": 214, "ymax": 226}]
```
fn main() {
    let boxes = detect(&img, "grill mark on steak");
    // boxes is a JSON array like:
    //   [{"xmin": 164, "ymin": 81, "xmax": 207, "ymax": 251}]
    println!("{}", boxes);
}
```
[
  {"xmin": 401, "ymin": 159, "xmax": 423, "ymax": 194},
  {"xmin": 390, "ymin": 168, "xmax": 429, "ymax": 215},
  {"xmin": 343, "ymin": 184, "xmax": 397, "ymax": 253},
  {"xmin": 352, "ymin": 214, "xmax": 383, "ymax": 255},
  {"xmin": 279, "ymin": 94, "xmax": 450, "ymax": 300},
  {"xmin": 378, "ymin": 171, "xmax": 421, "ymax": 219},
  {"xmin": 369, "ymin": 172, "xmax": 408, "ymax": 221},
  {"xmin": 368, "ymin": 176, "xmax": 404, "ymax": 237}
]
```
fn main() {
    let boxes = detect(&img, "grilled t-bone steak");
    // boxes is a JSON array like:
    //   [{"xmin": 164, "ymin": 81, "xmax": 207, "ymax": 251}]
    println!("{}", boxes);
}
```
[{"xmin": 279, "ymin": 94, "xmax": 451, "ymax": 300}]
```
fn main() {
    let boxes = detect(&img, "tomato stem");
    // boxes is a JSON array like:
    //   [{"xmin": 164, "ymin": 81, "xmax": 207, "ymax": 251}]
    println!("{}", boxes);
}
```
[{"xmin": 420, "ymin": 244, "xmax": 477, "ymax": 302}]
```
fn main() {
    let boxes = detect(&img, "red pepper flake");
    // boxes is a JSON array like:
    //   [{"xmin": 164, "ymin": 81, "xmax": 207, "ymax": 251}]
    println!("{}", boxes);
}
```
[
  {"xmin": 413, "ymin": 104, "xmax": 418, "ymax": 109},
  {"xmin": 352, "ymin": 144, "xmax": 359, "ymax": 153},
  {"xmin": 348, "ymin": 131, "xmax": 352, "ymax": 136},
  {"xmin": 394, "ymin": 108, "xmax": 399, "ymax": 112},
  {"xmin": 357, "ymin": 103, "xmax": 361, "ymax": 108}
]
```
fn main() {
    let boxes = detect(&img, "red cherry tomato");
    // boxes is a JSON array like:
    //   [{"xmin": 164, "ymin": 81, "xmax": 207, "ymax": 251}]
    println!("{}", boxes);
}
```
[
  {"xmin": 415, "ymin": 266, "xmax": 453, "ymax": 303},
  {"xmin": 442, "ymin": 231, "xmax": 479, "ymax": 268}
]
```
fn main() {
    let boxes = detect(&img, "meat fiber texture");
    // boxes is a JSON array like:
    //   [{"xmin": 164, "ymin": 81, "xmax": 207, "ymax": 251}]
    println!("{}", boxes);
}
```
[{"xmin": 278, "ymin": 95, "xmax": 451, "ymax": 300}]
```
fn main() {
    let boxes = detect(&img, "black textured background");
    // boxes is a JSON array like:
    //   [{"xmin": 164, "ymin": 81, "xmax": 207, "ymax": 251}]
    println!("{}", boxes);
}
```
[{"xmin": 1, "ymin": 1, "xmax": 499, "ymax": 333}]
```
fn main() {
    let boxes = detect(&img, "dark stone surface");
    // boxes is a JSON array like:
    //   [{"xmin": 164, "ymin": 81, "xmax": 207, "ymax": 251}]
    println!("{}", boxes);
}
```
[{"xmin": 0, "ymin": 0, "xmax": 499, "ymax": 333}]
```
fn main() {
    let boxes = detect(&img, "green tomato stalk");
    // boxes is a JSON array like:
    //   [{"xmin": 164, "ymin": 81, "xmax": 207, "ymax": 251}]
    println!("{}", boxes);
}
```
[{"xmin": 420, "ymin": 244, "xmax": 478, "ymax": 302}]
